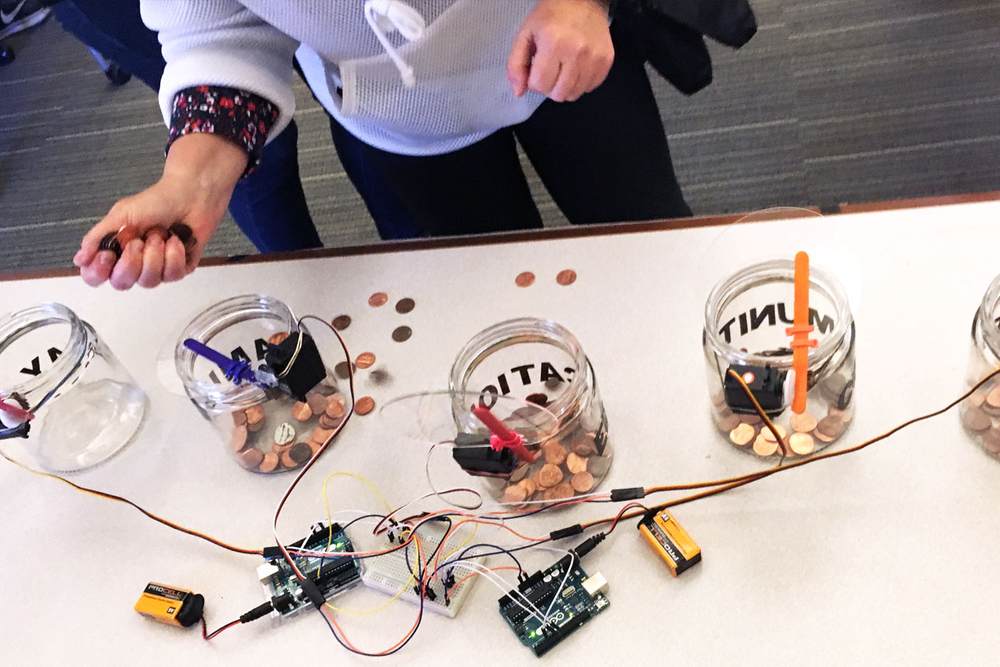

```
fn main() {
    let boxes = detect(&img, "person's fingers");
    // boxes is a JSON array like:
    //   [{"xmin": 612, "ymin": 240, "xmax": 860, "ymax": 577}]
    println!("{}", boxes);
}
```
[
  {"xmin": 137, "ymin": 230, "xmax": 166, "ymax": 289},
  {"xmin": 549, "ymin": 60, "xmax": 582, "ymax": 102},
  {"xmin": 109, "ymin": 239, "xmax": 144, "ymax": 291},
  {"xmin": 584, "ymin": 46, "xmax": 614, "ymax": 93},
  {"xmin": 162, "ymin": 235, "xmax": 187, "ymax": 283},
  {"xmin": 527, "ymin": 50, "xmax": 561, "ymax": 97},
  {"xmin": 507, "ymin": 30, "xmax": 534, "ymax": 97},
  {"xmin": 80, "ymin": 251, "xmax": 117, "ymax": 287}
]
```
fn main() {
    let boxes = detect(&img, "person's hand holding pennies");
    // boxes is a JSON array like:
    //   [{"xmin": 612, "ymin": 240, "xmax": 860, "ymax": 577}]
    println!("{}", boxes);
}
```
[{"xmin": 74, "ymin": 134, "xmax": 248, "ymax": 290}]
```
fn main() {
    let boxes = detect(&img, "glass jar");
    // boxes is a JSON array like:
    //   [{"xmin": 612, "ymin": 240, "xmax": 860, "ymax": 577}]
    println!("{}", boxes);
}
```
[
  {"xmin": 703, "ymin": 260, "xmax": 856, "ymax": 459},
  {"xmin": 449, "ymin": 318, "xmax": 612, "ymax": 503},
  {"xmin": 174, "ymin": 295, "xmax": 341, "ymax": 474},
  {"xmin": 0, "ymin": 303, "xmax": 146, "ymax": 471},
  {"xmin": 961, "ymin": 273, "xmax": 1000, "ymax": 457}
]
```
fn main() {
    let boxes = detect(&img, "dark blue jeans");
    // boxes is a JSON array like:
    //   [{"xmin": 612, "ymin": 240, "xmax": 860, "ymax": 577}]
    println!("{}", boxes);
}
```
[{"xmin": 53, "ymin": 0, "xmax": 320, "ymax": 252}]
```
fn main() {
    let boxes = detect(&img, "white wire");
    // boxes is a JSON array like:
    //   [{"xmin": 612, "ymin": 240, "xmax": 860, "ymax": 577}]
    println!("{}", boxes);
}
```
[
  {"xmin": 423, "ymin": 441, "xmax": 484, "ymax": 510},
  {"xmin": 531, "ymin": 546, "xmax": 576, "ymax": 621}
]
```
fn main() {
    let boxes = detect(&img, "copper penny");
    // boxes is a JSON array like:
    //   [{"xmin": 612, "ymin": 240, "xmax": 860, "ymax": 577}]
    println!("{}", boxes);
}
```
[
  {"xmin": 525, "ymin": 393, "xmax": 548, "ymax": 407},
  {"xmin": 311, "ymin": 427, "xmax": 334, "ymax": 444},
  {"xmin": 571, "ymin": 471, "xmax": 595, "ymax": 493},
  {"xmin": 116, "ymin": 223, "xmax": 139, "ymax": 246},
  {"xmin": 290, "ymin": 442, "xmax": 313, "ymax": 465},
  {"xmin": 515, "ymin": 272, "xmax": 535, "ymax": 288},
  {"xmin": 542, "ymin": 440, "xmax": 567, "ymax": 465},
  {"xmin": 232, "ymin": 410, "xmax": 247, "ymax": 426},
  {"xmin": 521, "ymin": 478, "xmax": 538, "ymax": 496},
  {"xmin": 273, "ymin": 422, "xmax": 296, "ymax": 447},
  {"xmin": 280, "ymin": 448, "xmax": 298, "ymax": 469},
  {"xmin": 306, "ymin": 393, "xmax": 329, "ymax": 416},
  {"xmin": 331, "ymin": 315, "xmax": 352, "ymax": 331},
  {"xmin": 827, "ymin": 406, "xmax": 853, "ymax": 423},
  {"xmin": 238, "ymin": 447, "xmax": 264, "ymax": 470},
  {"xmin": 566, "ymin": 451, "xmax": 588, "ymax": 474},
  {"xmin": 335, "ymin": 361, "xmax": 353, "ymax": 379},
  {"xmin": 292, "ymin": 402, "xmax": 313, "ymax": 422},
  {"xmin": 969, "ymin": 391, "xmax": 987, "ymax": 409},
  {"xmin": 715, "ymin": 409, "xmax": 741, "ymax": 433},
  {"xmin": 556, "ymin": 269, "xmax": 577, "ymax": 286},
  {"xmin": 245, "ymin": 405, "xmax": 265, "ymax": 432},
  {"xmin": 368, "ymin": 292, "xmax": 389, "ymax": 307},
  {"xmin": 230, "ymin": 425, "xmax": 249, "ymax": 453},
  {"xmin": 982, "ymin": 428, "xmax": 1000, "ymax": 454},
  {"xmin": 502, "ymin": 484, "xmax": 528, "ymax": 504},
  {"xmin": 391, "ymin": 326, "xmax": 412, "ymax": 343},
  {"xmin": 509, "ymin": 464, "xmax": 530, "ymax": 483},
  {"xmin": 538, "ymin": 463, "xmax": 563, "ymax": 488},
  {"xmin": 268, "ymin": 331, "xmax": 289, "ymax": 346},
  {"xmin": 258, "ymin": 452, "xmax": 280, "ymax": 473},
  {"xmin": 319, "ymin": 414, "xmax": 341, "ymax": 429},
  {"xmin": 729, "ymin": 423, "xmax": 756, "ymax": 447},
  {"xmin": 355, "ymin": 352, "xmax": 376, "ymax": 369},
  {"xmin": 761, "ymin": 424, "xmax": 787, "ymax": 443},
  {"xmin": 570, "ymin": 435, "xmax": 598, "ymax": 457},
  {"xmin": 963, "ymin": 407, "xmax": 992, "ymax": 432},
  {"xmin": 814, "ymin": 430, "xmax": 836, "ymax": 443},
  {"xmin": 752, "ymin": 434, "xmax": 778, "ymax": 457},
  {"xmin": 355, "ymin": 396, "xmax": 376, "ymax": 416},
  {"xmin": 987, "ymin": 386, "xmax": 1000, "ymax": 410},
  {"xmin": 816, "ymin": 415, "xmax": 845, "ymax": 438},
  {"xmin": 550, "ymin": 482, "xmax": 575, "ymax": 500},
  {"xmin": 739, "ymin": 414, "xmax": 762, "ymax": 426},
  {"xmin": 790, "ymin": 412, "xmax": 818, "ymax": 433},
  {"xmin": 326, "ymin": 395, "xmax": 347, "ymax": 418},
  {"xmin": 395, "ymin": 298, "xmax": 416, "ymax": 314},
  {"xmin": 789, "ymin": 432, "xmax": 815, "ymax": 456}
]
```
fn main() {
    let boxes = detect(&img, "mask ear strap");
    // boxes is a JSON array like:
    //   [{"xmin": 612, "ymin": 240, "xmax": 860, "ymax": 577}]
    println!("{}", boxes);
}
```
[{"xmin": 786, "ymin": 251, "xmax": 818, "ymax": 415}]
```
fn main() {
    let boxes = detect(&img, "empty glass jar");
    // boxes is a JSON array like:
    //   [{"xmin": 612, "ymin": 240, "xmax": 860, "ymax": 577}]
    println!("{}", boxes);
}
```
[
  {"xmin": 0, "ymin": 303, "xmax": 146, "ymax": 471},
  {"xmin": 175, "ymin": 295, "xmax": 341, "ymax": 474},
  {"xmin": 961, "ymin": 273, "xmax": 1000, "ymax": 457},
  {"xmin": 703, "ymin": 259, "xmax": 856, "ymax": 459},
  {"xmin": 449, "ymin": 318, "xmax": 612, "ymax": 503}
]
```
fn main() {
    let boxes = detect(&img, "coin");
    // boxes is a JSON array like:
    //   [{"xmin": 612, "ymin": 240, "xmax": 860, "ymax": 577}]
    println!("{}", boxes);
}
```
[
  {"xmin": 355, "ymin": 396, "xmax": 376, "ymax": 416},
  {"xmin": 509, "ymin": 464, "xmax": 530, "ymax": 483},
  {"xmin": 538, "ymin": 463, "xmax": 563, "ymax": 488},
  {"xmin": 963, "ymin": 406, "xmax": 992, "ymax": 432},
  {"xmin": 245, "ymin": 404, "xmax": 265, "ymax": 431},
  {"xmin": 502, "ymin": 484, "xmax": 528, "ymax": 504},
  {"xmin": 311, "ymin": 427, "xmax": 333, "ymax": 444},
  {"xmin": 790, "ymin": 412, "xmax": 818, "ymax": 433},
  {"xmin": 739, "ymin": 414, "xmax": 762, "ymax": 426},
  {"xmin": 280, "ymin": 448, "xmax": 298, "ymax": 469},
  {"xmin": 306, "ymin": 393, "xmax": 328, "ymax": 417},
  {"xmin": 331, "ymin": 315, "xmax": 352, "ymax": 331},
  {"xmin": 752, "ymin": 434, "xmax": 778, "ymax": 457},
  {"xmin": 550, "ymin": 482, "xmax": 575, "ymax": 500},
  {"xmin": 391, "ymin": 326, "xmax": 412, "ymax": 343},
  {"xmin": 827, "ymin": 406, "xmax": 853, "ymax": 423},
  {"xmin": 729, "ymin": 423, "xmax": 756, "ymax": 447},
  {"xmin": 571, "ymin": 472, "xmax": 595, "ymax": 493},
  {"xmin": 566, "ymin": 452, "xmax": 588, "ymax": 474},
  {"xmin": 968, "ymin": 391, "xmax": 987, "ymax": 409},
  {"xmin": 238, "ymin": 447, "xmax": 264, "ymax": 470},
  {"xmin": 761, "ymin": 424, "xmax": 787, "ymax": 443},
  {"xmin": 230, "ymin": 425, "xmax": 248, "ymax": 452},
  {"xmin": 232, "ymin": 410, "xmax": 247, "ymax": 426},
  {"xmin": 816, "ymin": 415, "xmax": 845, "ymax": 438},
  {"xmin": 355, "ymin": 352, "xmax": 376, "ymax": 369},
  {"xmin": 326, "ymin": 395, "xmax": 347, "ymax": 418},
  {"xmin": 556, "ymin": 269, "xmax": 577, "ymax": 286},
  {"xmin": 521, "ymin": 478, "xmax": 538, "ymax": 496},
  {"xmin": 542, "ymin": 440, "xmax": 567, "ymax": 465},
  {"xmin": 987, "ymin": 386, "xmax": 1000, "ymax": 410},
  {"xmin": 571, "ymin": 435, "xmax": 598, "ymax": 457},
  {"xmin": 319, "ymin": 414, "xmax": 341, "ymax": 429},
  {"xmin": 982, "ymin": 428, "xmax": 1000, "ymax": 454},
  {"xmin": 789, "ymin": 432, "xmax": 815, "ymax": 456},
  {"xmin": 814, "ymin": 430, "xmax": 836, "ymax": 444},
  {"xmin": 98, "ymin": 232, "xmax": 123, "ymax": 257},
  {"xmin": 525, "ymin": 393, "xmax": 549, "ymax": 407},
  {"xmin": 515, "ymin": 272, "xmax": 535, "ymax": 288},
  {"xmin": 268, "ymin": 331, "xmax": 289, "ymax": 346},
  {"xmin": 715, "ymin": 409, "xmax": 741, "ymax": 433},
  {"xmin": 273, "ymin": 422, "xmax": 296, "ymax": 446},
  {"xmin": 710, "ymin": 390, "xmax": 726, "ymax": 407},
  {"xmin": 258, "ymin": 452, "xmax": 280, "ymax": 473},
  {"xmin": 368, "ymin": 292, "xmax": 389, "ymax": 307},
  {"xmin": 395, "ymin": 298, "xmax": 416, "ymax": 314},
  {"xmin": 292, "ymin": 402, "xmax": 313, "ymax": 422},
  {"xmin": 290, "ymin": 442, "xmax": 313, "ymax": 465},
  {"xmin": 335, "ymin": 361, "xmax": 353, "ymax": 379},
  {"xmin": 168, "ymin": 222, "xmax": 197, "ymax": 251},
  {"xmin": 588, "ymin": 455, "xmax": 611, "ymax": 477}
]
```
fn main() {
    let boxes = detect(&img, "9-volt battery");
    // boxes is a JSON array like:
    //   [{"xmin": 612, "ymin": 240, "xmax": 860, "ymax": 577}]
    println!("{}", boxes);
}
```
[{"xmin": 638, "ymin": 510, "xmax": 702, "ymax": 577}]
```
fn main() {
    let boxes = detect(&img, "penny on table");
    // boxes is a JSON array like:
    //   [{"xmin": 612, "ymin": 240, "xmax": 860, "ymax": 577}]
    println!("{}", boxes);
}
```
[
  {"xmin": 368, "ymin": 292, "xmax": 389, "ymax": 307},
  {"xmin": 331, "ymin": 315, "xmax": 352, "ymax": 331},
  {"xmin": 391, "ymin": 326, "xmax": 412, "ymax": 343},
  {"xmin": 335, "ymin": 361, "xmax": 353, "ymax": 379},
  {"xmin": 355, "ymin": 352, "xmax": 376, "ymax": 369},
  {"xmin": 556, "ymin": 269, "xmax": 577, "ymax": 286},
  {"xmin": 354, "ymin": 396, "xmax": 376, "ymax": 416},
  {"xmin": 395, "ymin": 297, "xmax": 416, "ymax": 314},
  {"xmin": 515, "ymin": 271, "xmax": 535, "ymax": 288}
]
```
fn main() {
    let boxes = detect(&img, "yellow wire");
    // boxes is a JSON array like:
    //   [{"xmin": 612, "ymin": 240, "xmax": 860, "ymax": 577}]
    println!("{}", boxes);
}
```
[{"xmin": 326, "ymin": 535, "xmax": 423, "ymax": 617}]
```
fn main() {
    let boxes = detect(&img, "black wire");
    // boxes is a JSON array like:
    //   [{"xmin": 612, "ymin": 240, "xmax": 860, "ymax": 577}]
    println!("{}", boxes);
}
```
[{"xmin": 449, "ymin": 542, "xmax": 524, "ymax": 577}]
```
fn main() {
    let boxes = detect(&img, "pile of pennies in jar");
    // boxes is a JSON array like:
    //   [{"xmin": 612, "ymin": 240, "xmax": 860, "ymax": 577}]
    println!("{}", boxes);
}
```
[
  {"xmin": 499, "ymin": 411, "xmax": 612, "ymax": 505},
  {"xmin": 711, "ymin": 388, "xmax": 854, "ymax": 459},
  {"xmin": 228, "ymin": 333, "xmax": 347, "ymax": 473},
  {"xmin": 961, "ymin": 383, "xmax": 1000, "ymax": 457}
]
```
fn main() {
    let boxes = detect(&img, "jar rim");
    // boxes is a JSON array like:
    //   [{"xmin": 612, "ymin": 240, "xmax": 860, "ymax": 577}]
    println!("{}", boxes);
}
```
[
  {"xmin": 977, "ymin": 273, "xmax": 1000, "ymax": 359},
  {"xmin": 703, "ymin": 258, "xmax": 853, "ymax": 369},
  {"xmin": 174, "ymin": 294, "xmax": 298, "ymax": 410},
  {"xmin": 0, "ymin": 303, "xmax": 89, "ymax": 405},
  {"xmin": 448, "ymin": 317, "xmax": 589, "ymax": 425}
]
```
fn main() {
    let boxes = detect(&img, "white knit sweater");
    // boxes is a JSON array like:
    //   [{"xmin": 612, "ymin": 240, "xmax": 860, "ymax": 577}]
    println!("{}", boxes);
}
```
[{"xmin": 141, "ymin": 0, "xmax": 549, "ymax": 155}]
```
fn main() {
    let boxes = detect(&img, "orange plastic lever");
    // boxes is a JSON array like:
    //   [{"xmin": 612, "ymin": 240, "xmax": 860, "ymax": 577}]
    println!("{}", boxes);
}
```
[{"xmin": 786, "ymin": 251, "xmax": 818, "ymax": 414}]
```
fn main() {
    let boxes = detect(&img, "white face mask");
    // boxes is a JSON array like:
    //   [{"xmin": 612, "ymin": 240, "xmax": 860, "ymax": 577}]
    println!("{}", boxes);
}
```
[{"xmin": 363, "ymin": 0, "xmax": 427, "ymax": 88}]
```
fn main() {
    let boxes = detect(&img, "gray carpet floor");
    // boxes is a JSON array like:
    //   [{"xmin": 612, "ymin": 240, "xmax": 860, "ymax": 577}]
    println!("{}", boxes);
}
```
[{"xmin": 2, "ymin": 0, "xmax": 1000, "ymax": 273}]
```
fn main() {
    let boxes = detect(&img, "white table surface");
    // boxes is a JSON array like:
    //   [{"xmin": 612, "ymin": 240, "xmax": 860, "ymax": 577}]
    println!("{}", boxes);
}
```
[{"xmin": 3, "ymin": 202, "xmax": 1000, "ymax": 666}]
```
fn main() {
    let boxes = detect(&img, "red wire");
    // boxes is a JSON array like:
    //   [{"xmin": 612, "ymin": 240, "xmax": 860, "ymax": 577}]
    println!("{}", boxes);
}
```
[{"xmin": 200, "ymin": 617, "xmax": 240, "ymax": 641}]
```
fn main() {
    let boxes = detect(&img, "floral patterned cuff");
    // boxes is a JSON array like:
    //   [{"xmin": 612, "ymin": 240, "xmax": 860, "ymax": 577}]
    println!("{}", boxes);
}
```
[{"xmin": 166, "ymin": 86, "xmax": 280, "ymax": 176}]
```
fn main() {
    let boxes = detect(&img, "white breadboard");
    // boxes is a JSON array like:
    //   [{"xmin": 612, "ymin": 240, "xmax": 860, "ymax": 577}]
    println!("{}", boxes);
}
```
[{"xmin": 361, "ymin": 522, "xmax": 489, "ymax": 618}]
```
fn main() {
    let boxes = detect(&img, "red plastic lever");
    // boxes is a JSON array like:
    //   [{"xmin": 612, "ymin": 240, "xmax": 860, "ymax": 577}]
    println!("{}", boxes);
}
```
[
  {"xmin": 0, "ymin": 397, "xmax": 33, "ymax": 423},
  {"xmin": 472, "ymin": 406, "xmax": 535, "ymax": 463}
]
